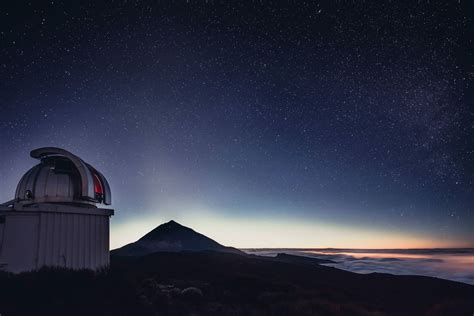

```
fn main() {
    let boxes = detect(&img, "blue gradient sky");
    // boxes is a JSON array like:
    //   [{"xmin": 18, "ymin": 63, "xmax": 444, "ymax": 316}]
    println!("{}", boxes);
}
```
[{"xmin": 0, "ymin": 2, "xmax": 472, "ymax": 248}]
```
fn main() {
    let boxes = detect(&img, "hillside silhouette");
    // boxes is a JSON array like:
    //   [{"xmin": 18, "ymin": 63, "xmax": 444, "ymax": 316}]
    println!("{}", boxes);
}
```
[
  {"xmin": 112, "ymin": 220, "xmax": 243, "ymax": 256},
  {"xmin": 0, "ymin": 221, "xmax": 472, "ymax": 315}
]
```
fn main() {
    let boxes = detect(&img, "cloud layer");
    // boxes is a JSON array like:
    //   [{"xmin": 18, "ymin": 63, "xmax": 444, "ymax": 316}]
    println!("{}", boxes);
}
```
[{"xmin": 246, "ymin": 249, "xmax": 474, "ymax": 285}]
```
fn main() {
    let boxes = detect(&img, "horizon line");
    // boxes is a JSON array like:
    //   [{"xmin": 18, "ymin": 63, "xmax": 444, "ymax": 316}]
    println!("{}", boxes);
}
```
[{"xmin": 239, "ymin": 247, "xmax": 474, "ymax": 250}]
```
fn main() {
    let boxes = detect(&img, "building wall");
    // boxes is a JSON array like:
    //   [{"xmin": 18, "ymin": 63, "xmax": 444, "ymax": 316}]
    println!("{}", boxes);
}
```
[
  {"xmin": 0, "ymin": 214, "xmax": 39, "ymax": 272},
  {"xmin": 0, "ymin": 204, "xmax": 113, "ymax": 273},
  {"xmin": 0, "ymin": 216, "xmax": 4, "ymax": 256},
  {"xmin": 36, "ymin": 212, "xmax": 110, "ymax": 270}
]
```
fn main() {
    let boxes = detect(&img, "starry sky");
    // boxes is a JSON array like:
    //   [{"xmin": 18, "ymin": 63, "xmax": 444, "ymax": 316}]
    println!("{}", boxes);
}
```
[{"xmin": 0, "ymin": 1, "xmax": 472, "ymax": 249}]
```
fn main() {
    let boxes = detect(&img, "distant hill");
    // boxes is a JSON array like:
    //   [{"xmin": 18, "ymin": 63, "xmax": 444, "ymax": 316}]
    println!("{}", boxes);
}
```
[
  {"xmin": 273, "ymin": 253, "xmax": 334, "ymax": 265},
  {"xmin": 111, "ymin": 220, "xmax": 244, "ymax": 256}
]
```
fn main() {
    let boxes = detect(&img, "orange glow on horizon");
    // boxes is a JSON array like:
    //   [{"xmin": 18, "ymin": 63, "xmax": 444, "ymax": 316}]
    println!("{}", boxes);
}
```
[{"xmin": 109, "ymin": 211, "xmax": 470, "ymax": 250}]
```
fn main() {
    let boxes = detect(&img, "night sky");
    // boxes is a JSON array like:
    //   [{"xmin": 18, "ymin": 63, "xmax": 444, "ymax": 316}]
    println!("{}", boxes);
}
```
[{"xmin": 1, "ymin": 1, "xmax": 472, "ymax": 249}]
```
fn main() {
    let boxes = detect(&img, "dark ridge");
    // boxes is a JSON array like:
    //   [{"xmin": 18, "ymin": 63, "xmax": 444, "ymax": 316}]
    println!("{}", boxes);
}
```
[
  {"xmin": 273, "ymin": 253, "xmax": 335, "ymax": 265},
  {"xmin": 111, "ymin": 220, "xmax": 243, "ymax": 256}
]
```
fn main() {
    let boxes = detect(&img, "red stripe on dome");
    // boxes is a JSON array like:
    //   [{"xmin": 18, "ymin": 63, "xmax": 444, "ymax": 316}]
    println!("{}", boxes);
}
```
[{"xmin": 93, "ymin": 173, "xmax": 104, "ymax": 195}]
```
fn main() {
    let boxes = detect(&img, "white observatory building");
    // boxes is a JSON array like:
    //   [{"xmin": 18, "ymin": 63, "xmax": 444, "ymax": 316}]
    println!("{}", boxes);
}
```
[{"xmin": 0, "ymin": 147, "xmax": 114, "ymax": 273}]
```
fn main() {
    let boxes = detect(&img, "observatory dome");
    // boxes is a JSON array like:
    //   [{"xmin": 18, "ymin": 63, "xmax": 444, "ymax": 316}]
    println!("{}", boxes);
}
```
[{"xmin": 14, "ymin": 147, "xmax": 111, "ymax": 207}]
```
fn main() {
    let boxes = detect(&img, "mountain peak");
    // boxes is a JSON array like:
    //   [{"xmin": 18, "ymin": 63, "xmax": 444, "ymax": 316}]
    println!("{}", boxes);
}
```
[
  {"xmin": 164, "ymin": 220, "xmax": 180, "ymax": 226},
  {"xmin": 112, "ymin": 220, "xmax": 243, "ymax": 256}
]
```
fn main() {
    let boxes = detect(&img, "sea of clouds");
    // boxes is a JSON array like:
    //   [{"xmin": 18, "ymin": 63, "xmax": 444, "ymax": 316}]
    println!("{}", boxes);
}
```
[{"xmin": 245, "ymin": 248, "xmax": 474, "ymax": 285}]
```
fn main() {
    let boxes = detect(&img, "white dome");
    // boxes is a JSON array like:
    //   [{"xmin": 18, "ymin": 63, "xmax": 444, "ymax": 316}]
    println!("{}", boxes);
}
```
[{"xmin": 15, "ymin": 147, "xmax": 111, "ymax": 206}]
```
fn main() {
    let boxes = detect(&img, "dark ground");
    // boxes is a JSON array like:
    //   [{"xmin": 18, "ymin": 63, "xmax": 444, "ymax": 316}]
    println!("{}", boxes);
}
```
[{"xmin": 0, "ymin": 251, "xmax": 473, "ymax": 316}]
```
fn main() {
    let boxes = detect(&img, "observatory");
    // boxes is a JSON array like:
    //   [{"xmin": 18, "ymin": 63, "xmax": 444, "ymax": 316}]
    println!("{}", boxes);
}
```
[{"xmin": 0, "ymin": 147, "xmax": 114, "ymax": 272}]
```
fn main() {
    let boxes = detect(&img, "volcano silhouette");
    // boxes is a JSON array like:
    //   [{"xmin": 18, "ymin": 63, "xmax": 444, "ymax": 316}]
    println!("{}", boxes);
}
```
[{"xmin": 112, "ymin": 220, "xmax": 243, "ymax": 256}]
